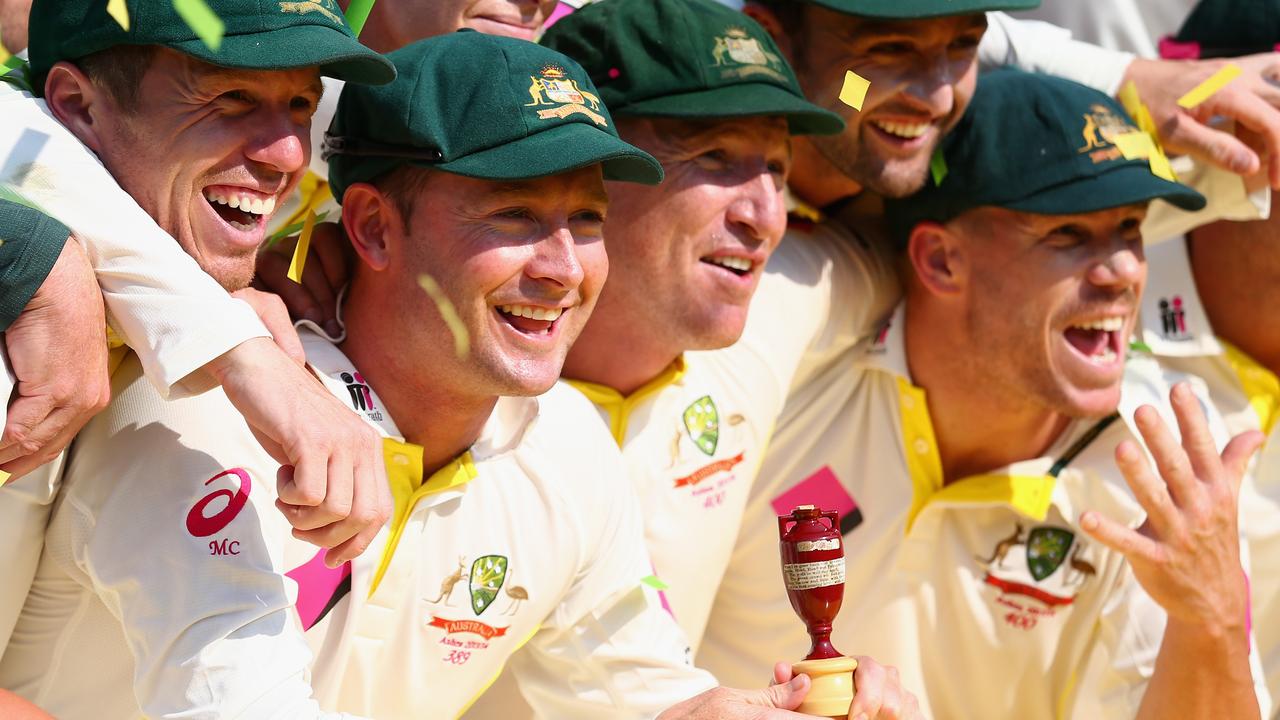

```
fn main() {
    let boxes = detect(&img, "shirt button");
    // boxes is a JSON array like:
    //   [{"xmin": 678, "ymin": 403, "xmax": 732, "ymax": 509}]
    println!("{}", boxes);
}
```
[
  {"xmin": 913, "ymin": 438, "xmax": 930, "ymax": 455},
  {"xmin": 393, "ymin": 453, "xmax": 410, "ymax": 466}
]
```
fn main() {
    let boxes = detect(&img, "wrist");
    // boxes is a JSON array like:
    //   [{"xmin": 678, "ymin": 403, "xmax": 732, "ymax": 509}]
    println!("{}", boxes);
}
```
[{"xmin": 203, "ymin": 336, "xmax": 277, "ymax": 386}]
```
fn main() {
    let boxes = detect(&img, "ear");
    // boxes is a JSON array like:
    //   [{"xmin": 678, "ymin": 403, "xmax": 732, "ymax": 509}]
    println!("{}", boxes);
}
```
[
  {"xmin": 742, "ymin": 3, "xmax": 795, "ymax": 62},
  {"xmin": 340, "ymin": 183, "xmax": 400, "ymax": 273},
  {"xmin": 43, "ymin": 62, "xmax": 111, "ymax": 155},
  {"xmin": 906, "ymin": 221, "xmax": 967, "ymax": 297}
]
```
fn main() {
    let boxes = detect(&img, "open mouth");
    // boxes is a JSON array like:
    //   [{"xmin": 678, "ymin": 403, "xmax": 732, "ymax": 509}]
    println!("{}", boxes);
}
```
[
  {"xmin": 869, "ymin": 120, "xmax": 931, "ymax": 139},
  {"xmin": 203, "ymin": 187, "xmax": 277, "ymax": 232},
  {"xmin": 1063, "ymin": 316, "xmax": 1126, "ymax": 366},
  {"xmin": 496, "ymin": 303, "xmax": 565, "ymax": 336},
  {"xmin": 701, "ymin": 255, "xmax": 754, "ymax": 277}
]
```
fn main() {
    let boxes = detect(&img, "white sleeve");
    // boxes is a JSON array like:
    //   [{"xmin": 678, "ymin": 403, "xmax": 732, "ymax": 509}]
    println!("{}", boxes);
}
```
[
  {"xmin": 509, "ymin": 440, "xmax": 717, "ymax": 719},
  {"xmin": 979, "ymin": 12, "xmax": 1136, "ymax": 95},
  {"xmin": 51, "ymin": 359, "xmax": 357, "ymax": 719},
  {"xmin": 0, "ymin": 84, "xmax": 268, "ymax": 398}
]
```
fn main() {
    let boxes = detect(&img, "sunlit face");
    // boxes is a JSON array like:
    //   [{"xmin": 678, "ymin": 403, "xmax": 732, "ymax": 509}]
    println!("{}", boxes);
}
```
[
  {"xmin": 378, "ymin": 166, "xmax": 609, "ymax": 398},
  {"xmin": 88, "ymin": 48, "xmax": 319, "ymax": 290},
  {"xmin": 785, "ymin": 7, "xmax": 984, "ymax": 198},
  {"xmin": 943, "ymin": 204, "xmax": 1148, "ymax": 418},
  {"xmin": 359, "ymin": 0, "xmax": 559, "ymax": 50},
  {"xmin": 602, "ymin": 116, "xmax": 791, "ymax": 351}
]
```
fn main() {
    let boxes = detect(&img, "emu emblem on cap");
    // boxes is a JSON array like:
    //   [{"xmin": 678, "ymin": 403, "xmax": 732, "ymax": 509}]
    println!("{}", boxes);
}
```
[
  {"xmin": 525, "ymin": 65, "xmax": 607, "ymax": 127},
  {"xmin": 1077, "ymin": 104, "xmax": 1137, "ymax": 164},
  {"xmin": 279, "ymin": 0, "xmax": 343, "ymax": 25}
]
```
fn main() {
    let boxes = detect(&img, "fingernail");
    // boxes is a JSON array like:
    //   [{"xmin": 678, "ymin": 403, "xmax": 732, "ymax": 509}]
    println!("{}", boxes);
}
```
[
  {"xmin": 854, "ymin": 714, "xmax": 869, "ymax": 720},
  {"xmin": 788, "ymin": 675, "xmax": 807, "ymax": 690}
]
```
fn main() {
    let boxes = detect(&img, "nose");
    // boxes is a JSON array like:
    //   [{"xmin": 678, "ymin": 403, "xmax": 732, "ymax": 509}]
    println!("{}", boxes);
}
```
[
  {"xmin": 1088, "ymin": 242, "xmax": 1145, "ymax": 290},
  {"xmin": 902, "ymin": 53, "xmax": 958, "ymax": 118},
  {"xmin": 526, "ymin": 225, "xmax": 586, "ymax": 291},
  {"xmin": 724, "ymin": 166, "xmax": 786, "ymax": 251},
  {"xmin": 243, "ymin": 107, "xmax": 308, "ymax": 175}
]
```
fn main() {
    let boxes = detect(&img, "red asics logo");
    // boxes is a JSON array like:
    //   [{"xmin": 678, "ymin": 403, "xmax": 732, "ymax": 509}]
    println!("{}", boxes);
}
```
[{"xmin": 186, "ymin": 469, "xmax": 252, "ymax": 538}]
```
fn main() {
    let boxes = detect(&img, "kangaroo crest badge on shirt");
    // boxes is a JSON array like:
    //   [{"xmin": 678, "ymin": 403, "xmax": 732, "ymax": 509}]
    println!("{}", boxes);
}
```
[
  {"xmin": 683, "ymin": 396, "xmax": 721, "ymax": 456},
  {"xmin": 977, "ymin": 523, "xmax": 1096, "ymax": 630}
]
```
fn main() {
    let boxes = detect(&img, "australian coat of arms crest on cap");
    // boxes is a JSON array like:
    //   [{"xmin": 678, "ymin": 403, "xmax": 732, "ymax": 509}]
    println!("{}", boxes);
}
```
[
  {"xmin": 525, "ymin": 65, "xmax": 608, "ymax": 127},
  {"xmin": 711, "ymin": 27, "xmax": 786, "ymax": 82},
  {"xmin": 1077, "ymin": 103, "xmax": 1137, "ymax": 164},
  {"xmin": 279, "ymin": 0, "xmax": 343, "ymax": 25}
]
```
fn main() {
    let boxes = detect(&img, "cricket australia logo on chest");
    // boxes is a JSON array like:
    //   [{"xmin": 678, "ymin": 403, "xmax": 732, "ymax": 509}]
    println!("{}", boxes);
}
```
[
  {"xmin": 670, "ymin": 395, "xmax": 746, "ymax": 509},
  {"xmin": 422, "ymin": 554, "xmax": 529, "ymax": 666},
  {"xmin": 977, "ymin": 523, "xmax": 1096, "ymax": 630}
]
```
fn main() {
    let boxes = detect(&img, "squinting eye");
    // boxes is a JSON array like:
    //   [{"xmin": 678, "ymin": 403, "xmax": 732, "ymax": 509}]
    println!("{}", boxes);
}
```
[{"xmin": 221, "ymin": 90, "xmax": 253, "ymax": 104}]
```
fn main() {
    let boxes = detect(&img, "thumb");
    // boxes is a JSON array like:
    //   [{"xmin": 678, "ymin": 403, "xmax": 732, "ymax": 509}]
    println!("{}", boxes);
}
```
[
  {"xmin": 1221, "ymin": 429, "xmax": 1267, "ymax": 491},
  {"xmin": 758, "ymin": 674, "xmax": 810, "ymax": 710},
  {"xmin": 773, "ymin": 661, "xmax": 794, "ymax": 686}
]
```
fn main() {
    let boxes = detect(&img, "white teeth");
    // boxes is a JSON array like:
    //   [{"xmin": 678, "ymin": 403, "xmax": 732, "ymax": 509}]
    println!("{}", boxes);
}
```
[
  {"xmin": 499, "ymin": 304, "xmax": 564, "ymax": 322},
  {"xmin": 706, "ymin": 256, "xmax": 753, "ymax": 272},
  {"xmin": 1073, "ymin": 317, "xmax": 1125, "ymax": 333},
  {"xmin": 203, "ymin": 189, "xmax": 277, "ymax": 219},
  {"xmin": 1090, "ymin": 346, "xmax": 1118, "ymax": 365},
  {"xmin": 872, "ymin": 120, "xmax": 930, "ymax": 139},
  {"xmin": 227, "ymin": 219, "xmax": 256, "ymax": 232}
]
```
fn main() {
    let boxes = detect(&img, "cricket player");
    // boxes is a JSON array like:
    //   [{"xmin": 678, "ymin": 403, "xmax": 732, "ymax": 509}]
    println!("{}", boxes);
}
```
[
  {"xmin": 0, "ymin": 0, "xmax": 400, "ymax": 664},
  {"xmin": 699, "ymin": 67, "xmax": 1275, "ymax": 718},
  {"xmin": 0, "ymin": 29, "xmax": 871, "ymax": 720},
  {"xmin": 1136, "ymin": 1, "xmax": 1280, "ymax": 708}
]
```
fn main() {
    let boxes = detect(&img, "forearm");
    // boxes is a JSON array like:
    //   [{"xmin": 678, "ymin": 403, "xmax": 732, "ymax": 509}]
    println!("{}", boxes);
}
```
[
  {"xmin": 1138, "ymin": 618, "xmax": 1260, "ymax": 720},
  {"xmin": 0, "ymin": 690, "xmax": 53, "ymax": 720},
  {"xmin": 980, "ymin": 12, "xmax": 1135, "ymax": 95}
]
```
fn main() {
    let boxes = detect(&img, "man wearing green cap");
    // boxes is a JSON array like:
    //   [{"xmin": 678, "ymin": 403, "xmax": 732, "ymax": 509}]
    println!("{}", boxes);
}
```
[
  {"xmin": 703, "ymin": 67, "xmax": 1272, "ymax": 718},
  {"xmin": 0, "ymin": 0, "xmax": 404, "ymax": 716},
  {"xmin": 2, "ymin": 29, "xmax": 862, "ymax": 720},
  {"xmin": 0, "ymin": 0, "xmax": 402, "ymax": 653}
]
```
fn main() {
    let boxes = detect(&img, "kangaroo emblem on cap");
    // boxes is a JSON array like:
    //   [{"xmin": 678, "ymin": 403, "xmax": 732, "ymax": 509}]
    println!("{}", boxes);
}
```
[
  {"xmin": 525, "ymin": 65, "xmax": 607, "ymax": 127},
  {"xmin": 280, "ymin": 0, "xmax": 343, "ymax": 25}
]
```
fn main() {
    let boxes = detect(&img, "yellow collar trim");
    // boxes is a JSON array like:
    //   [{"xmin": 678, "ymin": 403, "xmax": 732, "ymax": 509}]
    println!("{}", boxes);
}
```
[
  {"xmin": 566, "ymin": 356, "xmax": 687, "ymax": 446},
  {"xmin": 1221, "ymin": 339, "xmax": 1279, "ymax": 435},
  {"xmin": 370, "ymin": 438, "xmax": 479, "ymax": 596},
  {"xmin": 897, "ymin": 377, "xmax": 1057, "ymax": 531}
]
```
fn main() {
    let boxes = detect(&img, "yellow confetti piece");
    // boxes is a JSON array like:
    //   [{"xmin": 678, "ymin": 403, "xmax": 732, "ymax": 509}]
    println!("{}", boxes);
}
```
[
  {"xmin": 0, "ymin": 43, "xmax": 9, "ymax": 66},
  {"xmin": 287, "ymin": 211, "xmax": 316, "ymax": 284},
  {"xmin": 1117, "ymin": 81, "xmax": 1158, "ymax": 139},
  {"xmin": 838, "ymin": 70, "xmax": 870, "ymax": 111},
  {"xmin": 1113, "ymin": 131, "xmax": 1155, "ymax": 160},
  {"xmin": 641, "ymin": 575, "xmax": 669, "ymax": 590},
  {"xmin": 1148, "ymin": 151, "xmax": 1177, "ymax": 182},
  {"xmin": 344, "ymin": 0, "xmax": 377, "ymax": 37},
  {"xmin": 107, "ymin": 0, "xmax": 130, "ymax": 30},
  {"xmin": 930, "ymin": 148, "xmax": 947, "ymax": 186},
  {"xmin": 172, "ymin": 0, "xmax": 224, "ymax": 51},
  {"xmin": 1177, "ymin": 63, "xmax": 1242, "ymax": 110},
  {"xmin": 0, "ymin": 469, "xmax": 9, "ymax": 486},
  {"xmin": 417, "ymin": 274, "xmax": 470, "ymax": 359}
]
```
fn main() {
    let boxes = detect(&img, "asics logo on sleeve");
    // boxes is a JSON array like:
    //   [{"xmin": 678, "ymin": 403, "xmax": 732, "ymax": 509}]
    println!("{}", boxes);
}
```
[{"xmin": 186, "ymin": 468, "xmax": 252, "ymax": 538}]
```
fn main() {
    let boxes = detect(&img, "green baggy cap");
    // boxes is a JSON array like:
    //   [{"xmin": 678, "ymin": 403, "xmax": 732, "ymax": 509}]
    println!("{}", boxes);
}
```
[
  {"xmin": 1172, "ymin": 0, "xmax": 1280, "ymax": 56},
  {"xmin": 886, "ymin": 69, "xmax": 1205, "ymax": 241},
  {"xmin": 798, "ymin": 0, "xmax": 1041, "ymax": 18},
  {"xmin": 541, "ymin": 0, "xmax": 843, "ymax": 136},
  {"xmin": 28, "ymin": 0, "xmax": 395, "ymax": 97},
  {"xmin": 325, "ymin": 31, "xmax": 664, "ymax": 200}
]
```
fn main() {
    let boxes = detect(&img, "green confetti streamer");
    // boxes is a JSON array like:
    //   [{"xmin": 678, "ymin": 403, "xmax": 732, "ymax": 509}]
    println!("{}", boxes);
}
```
[
  {"xmin": 265, "ymin": 211, "xmax": 329, "ymax": 248},
  {"xmin": 418, "ymin": 273, "xmax": 470, "ymax": 359},
  {"xmin": 172, "ymin": 0, "xmax": 225, "ymax": 51},
  {"xmin": 641, "ymin": 575, "xmax": 669, "ymax": 591},
  {"xmin": 344, "ymin": 0, "xmax": 377, "ymax": 37},
  {"xmin": 929, "ymin": 148, "xmax": 947, "ymax": 186},
  {"xmin": 1128, "ymin": 340, "xmax": 1153, "ymax": 354}
]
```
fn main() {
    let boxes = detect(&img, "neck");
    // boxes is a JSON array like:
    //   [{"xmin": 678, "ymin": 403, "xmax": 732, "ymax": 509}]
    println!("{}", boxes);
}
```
[
  {"xmin": 788, "ymin": 137, "xmax": 863, "ymax": 209},
  {"xmin": 348, "ymin": 2, "xmax": 400, "ymax": 54},
  {"xmin": 904, "ymin": 301, "xmax": 1072, "ymax": 482},
  {"xmin": 561, "ymin": 294, "xmax": 681, "ymax": 396},
  {"xmin": 341, "ymin": 280, "xmax": 496, "ymax": 477}
]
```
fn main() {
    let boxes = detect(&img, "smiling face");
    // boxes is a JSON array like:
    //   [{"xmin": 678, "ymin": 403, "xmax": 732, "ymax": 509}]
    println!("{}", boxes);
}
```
[
  {"xmin": 601, "ymin": 116, "xmax": 791, "ymax": 353},
  {"xmin": 86, "ymin": 48, "xmax": 319, "ymax": 290},
  {"xmin": 369, "ymin": 166, "xmax": 609, "ymax": 398},
  {"xmin": 779, "ymin": 6, "xmax": 984, "ymax": 198},
  {"xmin": 358, "ymin": 0, "xmax": 558, "ymax": 51},
  {"xmin": 942, "ymin": 204, "xmax": 1148, "ymax": 419}
]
